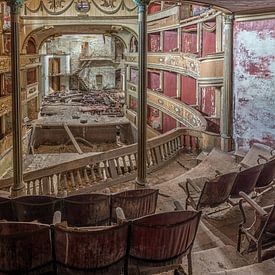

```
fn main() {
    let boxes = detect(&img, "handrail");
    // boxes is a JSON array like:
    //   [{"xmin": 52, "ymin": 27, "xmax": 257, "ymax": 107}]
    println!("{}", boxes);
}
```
[
  {"xmin": 127, "ymin": 82, "xmax": 207, "ymax": 130},
  {"xmin": 0, "ymin": 127, "xmax": 220, "ymax": 196}
]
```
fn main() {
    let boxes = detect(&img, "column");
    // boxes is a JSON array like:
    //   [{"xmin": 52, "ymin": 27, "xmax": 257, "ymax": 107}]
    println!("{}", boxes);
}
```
[
  {"xmin": 135, "ymin": 0, "xmax": 149, "ymax": 188},
  {"xmin": 177, "ymin": 27, "xmax": 182, "ymax": 51},
  {"xmin": 221, "ymin": 15, "xmax": 234, "ymax": 152},
  {"xmin": 7, "ymin": 0, "xmax": 25, "ymax": 196},
  {"xmin": 159, "ymin": 70, "xmax": 164, "ymax": 91},
  {"xmin": 160, "ymin": 31, "xmax": 164, "ymax": 52}
]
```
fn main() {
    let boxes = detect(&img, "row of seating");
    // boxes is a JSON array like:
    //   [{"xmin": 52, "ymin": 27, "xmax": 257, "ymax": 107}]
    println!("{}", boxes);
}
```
[
  {"xmin": 179, "ymin": 143, "xmax": 275, "ymax": 263},
  {"xmin": 180, "ymin": 146, "xmax": 275, "ymax": 211},
  {"xmin": 0, "ymin": 189, "xmax": 159, "ymax": 226},
  {"xmin": 0, "ymin": 206, "xmax": 201, "ymax": 274}
]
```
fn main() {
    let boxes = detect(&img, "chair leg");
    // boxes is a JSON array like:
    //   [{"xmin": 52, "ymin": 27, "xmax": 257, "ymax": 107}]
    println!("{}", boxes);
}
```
[
  {"xmin": 257, "ymin": 240, "xmax": 262, "ymax": 263},
  {"xmin": 187, "ymin": 252, "xmax": 192, "ymax": 275},
  {"xmin": 237, "ymin": 228, "xmax": 242, "ymax": 252}
]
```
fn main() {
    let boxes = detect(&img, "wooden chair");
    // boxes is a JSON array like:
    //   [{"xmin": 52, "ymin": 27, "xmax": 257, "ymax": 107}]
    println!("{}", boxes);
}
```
[
  {"xmin": 237, "ymin": 192, "xmax": 275, "ymax": 262},
  {"xmin": 255, "ymin": 156, "xmax": 275, "ymax": 191},
  {"xmin": 0, "ymin": 222, "xmax": 53, "ymax": 273},
  {"xmin": 0, "ymin": 197, "xmax": 14, "ymax": 221},
  {"xmin": 127, "ymin": 210, "xmax": 201, "ymax": 274},
  {"xmin": 230, "ymin": 164, "xmax": 264, "ymax": 199},
  {"xmin": 110, "ymin": 189, "xmax": 158, "ymax": 221},
  {"xmin": 13, "ymin": 195, "xmax": 61, "ymax": 224},
  {"xmin": 62, "ymin": 193, "xmax": 110, "ymax": 226},
  {"xmin": 179, "ymin": 172, "xmax": 238, "ymax": 211},
  {"xmin": 54, "ymin": 222, "xmax": 129, "ymax": 274},
  {"xmin": 238, "ymin": 143, "xmax": 274, "ymax": 169}
]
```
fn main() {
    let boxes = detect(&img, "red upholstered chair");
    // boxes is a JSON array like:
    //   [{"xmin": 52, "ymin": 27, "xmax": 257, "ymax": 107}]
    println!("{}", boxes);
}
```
[{"xmin": 0, "ymin": 222, "xmax": 53, "ymax": 273}]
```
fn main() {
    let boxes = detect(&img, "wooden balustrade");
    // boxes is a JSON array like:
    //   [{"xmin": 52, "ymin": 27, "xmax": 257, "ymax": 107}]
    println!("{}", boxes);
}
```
[{"xmin": 0, "ymin": 128, "xmax": 220, "ymax": 196}]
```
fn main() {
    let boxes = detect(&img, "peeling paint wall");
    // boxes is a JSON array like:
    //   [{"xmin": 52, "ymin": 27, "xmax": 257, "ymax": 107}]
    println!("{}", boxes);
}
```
[
  {"xmin": 148, "ymin": 71, "xmax": 160, "ymax": 90},
  {"xmin": 181, "ymin": 25, "xmax": 197, "ymax": 54},
  {"xmin": 163, "ymin": 30, "xmax": 178, "ymax": 52},
  {"xmin": 148, "ymin": 33, "xmax": 160, "ymax": 52},
  {"xmin": 201, "ymin": 86, "xmax": 216, "ymax": 116},
  {"xmin": 162, "ymin": 113, "xmax": 177, "ymax": 133},
  {"xmin": 163, "ymin": 71, "xmax": 177, "ymax": 97},
  {"xmin": 181, "ymin": 75, "xmax": 196, "ymax": 104},
  {"xmin": 233, "ymin": 19, "xmax": 275, "ymax": 149}
]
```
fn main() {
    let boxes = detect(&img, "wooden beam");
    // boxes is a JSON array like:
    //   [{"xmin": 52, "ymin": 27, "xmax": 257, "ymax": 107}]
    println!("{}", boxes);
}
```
[{"xmin": 63, "ymin": 123, "xmax": 83, "ymax": 154}]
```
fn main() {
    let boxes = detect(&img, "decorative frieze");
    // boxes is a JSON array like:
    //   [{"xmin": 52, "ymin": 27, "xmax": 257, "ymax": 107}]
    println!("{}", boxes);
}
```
[{"xmin": 127, "ymin": 82, "xmax": 207, "ymax": 130}]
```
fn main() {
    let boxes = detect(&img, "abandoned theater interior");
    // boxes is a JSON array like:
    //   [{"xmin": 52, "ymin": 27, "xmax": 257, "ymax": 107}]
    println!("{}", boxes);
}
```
[{"xmin": 0, "ymin": 0, "xmax": 275, "ymax": 274}]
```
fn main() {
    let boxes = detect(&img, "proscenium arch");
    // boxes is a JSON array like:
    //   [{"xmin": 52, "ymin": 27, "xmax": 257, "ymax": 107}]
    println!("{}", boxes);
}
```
[{"xmin": 22, "ymin": 24, "xmax": 137, "ymax": 53}]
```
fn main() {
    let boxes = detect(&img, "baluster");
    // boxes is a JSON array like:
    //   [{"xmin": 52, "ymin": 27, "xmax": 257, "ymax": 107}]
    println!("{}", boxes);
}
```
[
  {"xmin": 151, "ymin": 148, "xmax": 156, "ymax": 165},
  {"xmin": 183, "ymin": 135, "xmax": 187, "ymax": 150},
  {"xmin": 90, "ymin": 164, "xmax": 97, "ymax": 181},
  {"xmin": 134, "ymin": 153, "xmax": 138, "ymax": 168},
  {"xmin": 165, "ymin": 142, "xmax": 171, "ymax": 157},
  {"xmin": 69, "ymin": 171, "xmax": 76, "ymax": 188},
  {"xmin": 83, "ymin": 168, "xmax": 90, "ymax": 185},
  {"xmin": 122, "ymin": 156, "xmax": 128, "ymax": 173},
  {"xmin": 76, "ymin": 170, "xmax": 82, "ymax": 187},
  {"xmin": 32, "ymin": 181, "xmax": 37, "ymax": 195},
  {"xmin": 57, "ymin": 174, "xmax": 63, "ymax": 196},
  {"xmin": 128, "ymin": 154, "xmax": 134, "ymax": 171},
  {"xmin": 195, "ymin": 137, "xmax": 200, "ymax": 151},
  {"xmin": 146, "ymin": 151, "xmax": 151, "ymax": 167},
  {"xmin": 116, "ymin": 158, "xmax": 122, "ymax": 175},
  {"xmin": 50, "ymin": 176, "xmax": 55, "ymax": 195},
  {"xmin": 188, "ymin": 135, "xmax": 193, "ymax": 151},
  {"xmin": 26, "ymin": 181, "xmax": 31, "ymax": 195},
  {"xmin": 38, "ymin": 179, "xmax": 43, "ymax": 195},
  {"xmin": 42, "ymin": 177, "xmax": 50, "ymax": 195},
  {"xmin": 62, "ymin": 173, "xmax": 68, "ymax": 192},
  {"xmin": 103, "ymin": 161, "xmax": 110, "ymax": 178},
  {"xmin": 98, "ymin": 162, "xmax": 104, "ymax": 180}
]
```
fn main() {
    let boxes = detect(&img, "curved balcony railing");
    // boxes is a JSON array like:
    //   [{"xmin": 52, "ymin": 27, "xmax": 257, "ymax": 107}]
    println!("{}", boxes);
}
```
[
  {"xmin": 125, "ymin": 52, "xmax": 224, "ymax": 80},
  {"xmin": 0, "ymin": 128, "xmax": 220, "ymax": 196},
  {"xmin": 127, "ymin": 82, "xmax": 207, "ymax": 130}
]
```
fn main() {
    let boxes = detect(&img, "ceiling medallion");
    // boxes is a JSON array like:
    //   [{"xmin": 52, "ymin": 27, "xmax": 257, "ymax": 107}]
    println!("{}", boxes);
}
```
[{"xmin": 75, "ymin": 0, "xmax": 91, "ymax": 12}]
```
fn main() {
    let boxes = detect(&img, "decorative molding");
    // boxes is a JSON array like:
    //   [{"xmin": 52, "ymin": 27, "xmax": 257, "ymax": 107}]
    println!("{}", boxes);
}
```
[
  {"xmin": 24, "ymin": 0, "xmax": 137, "ymax": 16},
  {"xmin": 0, "ymin": 57, "xmax": 11, "ymax": 73},
  {"xmin": 127, "ymin": 82, "xmax": 207, "ymax": 130}
]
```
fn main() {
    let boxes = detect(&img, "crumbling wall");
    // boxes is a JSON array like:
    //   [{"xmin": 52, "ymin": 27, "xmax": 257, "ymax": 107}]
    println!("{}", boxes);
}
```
[{"xmin": 233, "ymin": 19, "xmax": 275, "ymax": 149}]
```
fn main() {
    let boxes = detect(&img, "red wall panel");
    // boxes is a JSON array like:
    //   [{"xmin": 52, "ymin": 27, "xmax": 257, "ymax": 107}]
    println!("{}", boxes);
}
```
[
  {"xmin": 162, "ymin": 113, "xmax": 177, "ymax": 133},
  {"xmin": 201, "ymin": 87, "xmax": 216, "ymax": 116},
  {"xmin": 148, "ymin": 71, "xmax": 160, "ymax": 90},
  {"xmin": 163, "ymin": 71, "xmax": 177, "ymax": 97},
  {"xmin": 129, "ymin": 96, "xmax": 138, "ymax": 112},
  {"xmin": 148, "ymin": 3, "xmax": 161, "ymax": 14},
  {"xmin": 181, "ymin": 25, "xmax": 197, "ymax": 54},
  {"xmin": 181, "ymin": 75, "xmax": 196, "ymax": 105},
  {"xmin": 202, "ymin": 22, "xmax": 216, "ymax": 57},
  {"xmin": 163, "ymin": 30, "xmax": 178, "ymax": 52},
  {"xmin": 130, "ymin": 68, "xmax": 138, "ymax": 84},
  {"xmin": 148, "ymin": 33, "xmax": 160, "ymax": 52}
]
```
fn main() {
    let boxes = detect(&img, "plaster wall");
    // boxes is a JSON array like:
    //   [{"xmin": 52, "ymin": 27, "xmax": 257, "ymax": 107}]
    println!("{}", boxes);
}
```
[
  {"xmin": 181, "ymin": 75, "xmax": 196, "ymax": 105},
  {"xmin": 233, "ymin": 18, "xmax": 275, "ymax": 149},
  {"xmin": 148, "ymin": 71, "xmax": 160, "ymax": 90},
  {"xmin": 202, "ymin": 22, "xmax": 216, "ymax": 57},
  {"xmin": 163, "ymin": 71, "xmax": 177, "ymax": 97},
  {"xmin": 162, "ymin": 113, "xmax": 177, "ymax": 133},
  {"xmin": 148, "ymin": 33, "xmax": 160, "ymax": 52},
  {"xmin": 163, "ymin": 30, "xmax": 178, "ymax": 52},
  {"xmin": 181, "ymin": 25, "xmax": 197, "ymax": 54}
]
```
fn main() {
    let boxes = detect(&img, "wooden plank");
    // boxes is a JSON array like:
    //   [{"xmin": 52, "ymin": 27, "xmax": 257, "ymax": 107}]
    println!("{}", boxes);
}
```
[{"xmin": 63, "ymin": 123, "xmax": 83, "ymax": 154}]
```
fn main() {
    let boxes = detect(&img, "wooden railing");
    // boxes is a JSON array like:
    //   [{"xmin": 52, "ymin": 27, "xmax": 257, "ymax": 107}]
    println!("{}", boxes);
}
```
[{"xmin": 0, "ymin": 128, "xmax": 220, "ymax": 196}]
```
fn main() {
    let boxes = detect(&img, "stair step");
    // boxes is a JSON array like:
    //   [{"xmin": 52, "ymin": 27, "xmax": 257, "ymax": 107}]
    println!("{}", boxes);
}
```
[
  {"xmin": 182, "ymin": 245, "xmax": 249, "ymax": 275},
  {"xmin": 211, "ymin": 258, "xmax": 275, "ymax": 274}
]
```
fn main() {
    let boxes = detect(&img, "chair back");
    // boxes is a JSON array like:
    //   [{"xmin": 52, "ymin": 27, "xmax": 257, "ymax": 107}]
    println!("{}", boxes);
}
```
[
  {"xmin": 0, "ymin": 222, "xmax": 52, "ymax": 273},
  {"xmin": 13, "ymin": 195, "xmax": 60, "ymax": 224},
  {"xmin": 198, "ymin": 172, "xmax": 237, "ymax": 208},
  {"xmin": 241, "ymin": 143, "xmax": 273, "ymax": 167},
  {"xmin": 62, "ymin": 193, "xmax": 110, "ymax": 226},
  {"xmin": 256, "ymin": 158, "xmax": 275, "ymax": 188},
  {"xmin": 111, "ymin": 189, "xmax": 158, "ymax": 221},
  {"xmin": 230, "ymin": 164, "xmax": 263, "ymax": 198},
  {"xmin": 261, "ymin": 205, "xmax": 275, "ymax": 243},
  {"xmin": 129, "ymin": 210, "xmax": 201, "ymax": 262},
  {"xmin": 0, "ymin": 197, "xmax": 14, "ymax": 221},
  {"xmin": 54, "ymin": 223, "xmax": 128, "ymax": 274}
]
